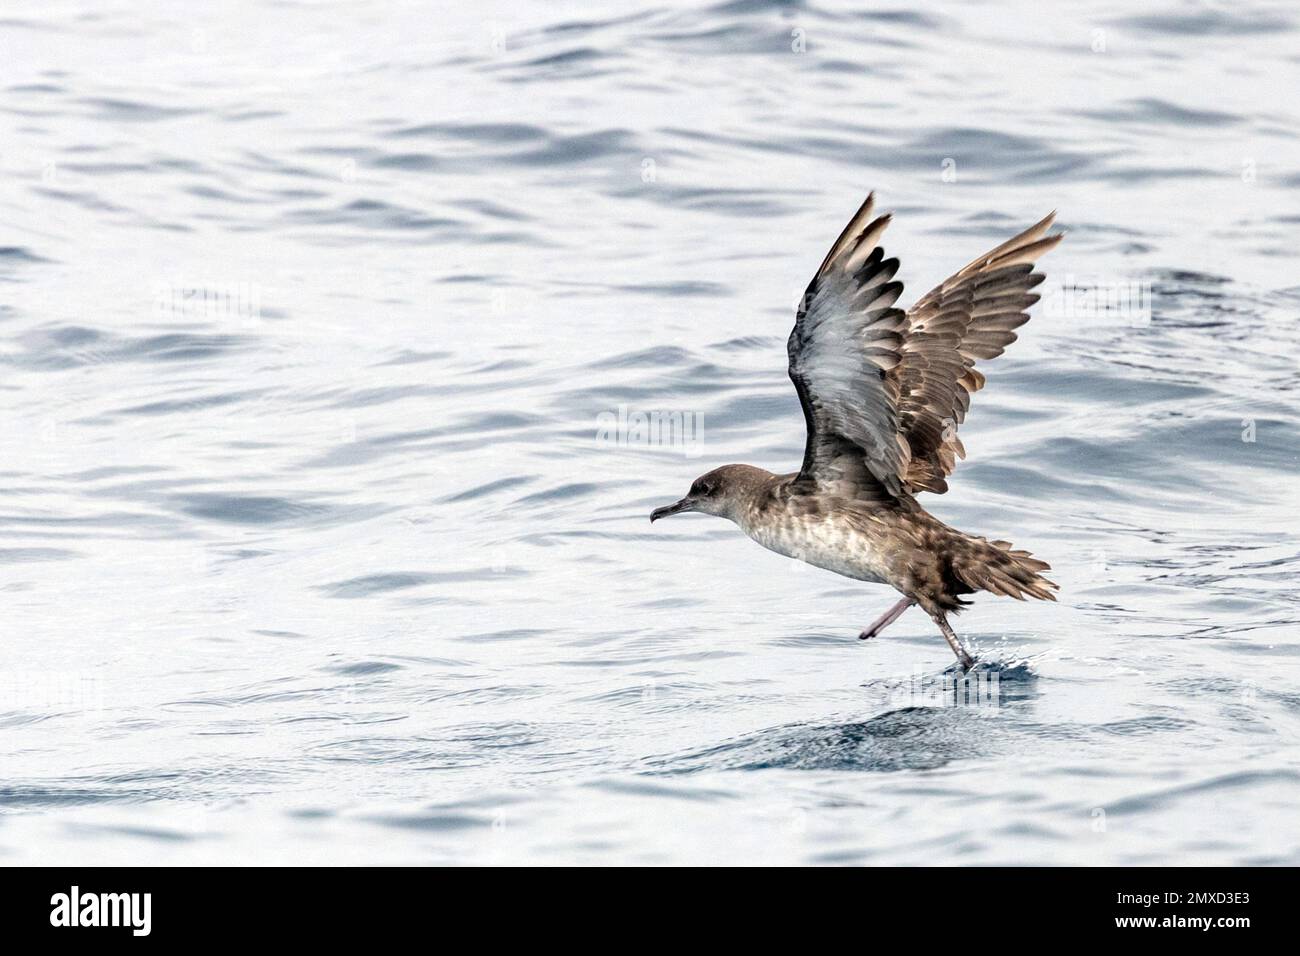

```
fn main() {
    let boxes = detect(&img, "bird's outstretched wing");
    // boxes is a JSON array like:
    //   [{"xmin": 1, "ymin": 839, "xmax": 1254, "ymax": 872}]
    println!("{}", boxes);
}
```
[
  {"xmin": 897, "ymin": 209, "xmax": 1061, "ymax": 493},
  {"xmin": 787, "ymin": 194, "xmax": 1062, "ymax": 497}
]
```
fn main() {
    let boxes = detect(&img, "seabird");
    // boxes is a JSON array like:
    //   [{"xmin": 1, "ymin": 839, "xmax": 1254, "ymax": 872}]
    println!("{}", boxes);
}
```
[{"xmin": 651, "ymin": 194, "xmax": 1062, "ymax": 668}]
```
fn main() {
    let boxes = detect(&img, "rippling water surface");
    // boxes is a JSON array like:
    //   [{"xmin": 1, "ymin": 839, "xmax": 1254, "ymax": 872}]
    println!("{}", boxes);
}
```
[{"xmin": 2, "ymin": 0, "xmax": 1299, "ymax": 864}]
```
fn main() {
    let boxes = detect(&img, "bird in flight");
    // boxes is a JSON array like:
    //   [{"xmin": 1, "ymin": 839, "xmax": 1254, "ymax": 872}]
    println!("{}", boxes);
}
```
[{"xmin": 651, "ymin": 194, "xmax": 1061, "ymax": 668}]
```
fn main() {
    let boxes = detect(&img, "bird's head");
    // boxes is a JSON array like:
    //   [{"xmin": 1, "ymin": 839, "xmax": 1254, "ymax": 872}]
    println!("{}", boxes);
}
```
[{"xmin": 650, "ymin": 464, "xmax": 771, "ymax": 524}]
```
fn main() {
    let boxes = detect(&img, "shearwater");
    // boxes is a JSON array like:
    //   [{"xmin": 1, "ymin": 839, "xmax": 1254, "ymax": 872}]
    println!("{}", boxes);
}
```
[{"xmin": 651, "ymin": 193, "xmax": 1062, "ymax": 668}]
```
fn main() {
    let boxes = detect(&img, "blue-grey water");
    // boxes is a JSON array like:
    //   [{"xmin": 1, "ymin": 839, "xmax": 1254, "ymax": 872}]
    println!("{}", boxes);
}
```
[{"xmin": 2, "ymin": 0, "xmax": 1299, "ymax": 864}]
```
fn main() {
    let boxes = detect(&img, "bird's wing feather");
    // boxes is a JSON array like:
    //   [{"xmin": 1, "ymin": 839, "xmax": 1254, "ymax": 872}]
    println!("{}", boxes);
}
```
[
  {"xmin": 788, "ymin": 196, "xmax": 1062, "ymax": 497},
  {"xmin": 788, "ymin": 193, "xmax": 911, "ymax": 497},
  {"xmin": 897, "ymin": 212, "xmax": 1062, "ymax": 493}
]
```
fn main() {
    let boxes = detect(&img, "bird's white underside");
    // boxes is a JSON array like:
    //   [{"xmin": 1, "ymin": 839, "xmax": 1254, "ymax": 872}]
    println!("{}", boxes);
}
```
[{"xmin": 738, "ymin": 510, "xmax": 891, "ymax": 586}]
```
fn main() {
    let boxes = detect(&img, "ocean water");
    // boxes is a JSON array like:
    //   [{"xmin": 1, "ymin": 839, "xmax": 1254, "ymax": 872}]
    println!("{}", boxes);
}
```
[{"xmin": 2, "ymin": 0, "xmax": 1299, "ymax": 865}]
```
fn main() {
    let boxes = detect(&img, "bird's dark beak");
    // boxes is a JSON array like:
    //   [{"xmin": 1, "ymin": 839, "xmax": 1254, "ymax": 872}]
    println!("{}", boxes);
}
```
[{"xmin": 650, "ymin": 497, "xmax": 692, "ymax": 522}]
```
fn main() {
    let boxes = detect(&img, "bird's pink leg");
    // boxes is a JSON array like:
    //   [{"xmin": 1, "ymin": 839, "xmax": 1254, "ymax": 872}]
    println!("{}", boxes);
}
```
[
  {"xmin": 857, "ymin": 597, "xmax": 915, "ymax": 640},
  {"xmin": 934, "ymin": 615, "xmax": 976, "ymax": 670}
]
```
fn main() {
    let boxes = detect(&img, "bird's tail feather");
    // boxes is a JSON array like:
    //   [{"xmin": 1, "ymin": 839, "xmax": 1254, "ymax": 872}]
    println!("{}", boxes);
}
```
[{"xmin": 946, "ymin": 534, "xmax": 1058, "ymax": 608}]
